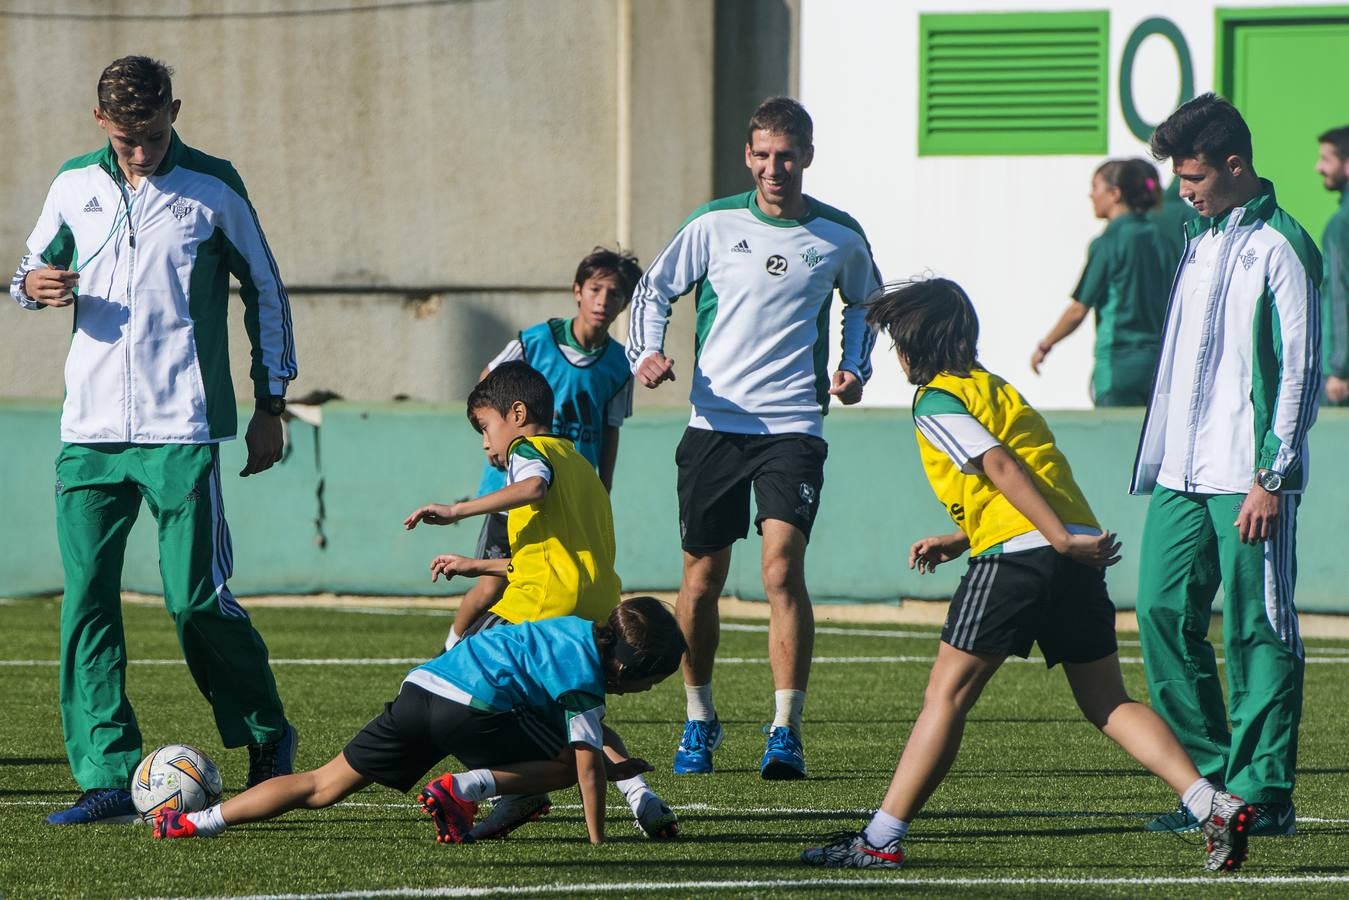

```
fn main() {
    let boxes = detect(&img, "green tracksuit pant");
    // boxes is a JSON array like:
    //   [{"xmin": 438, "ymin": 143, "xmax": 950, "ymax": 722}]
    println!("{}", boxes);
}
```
[
  {"xmin": 54, "ymin": 443, "xmax": 286, "ymax": 790},
  {"xmin": 1136, "ymin": 485, "xmax": 1304, "ymax": 804}
]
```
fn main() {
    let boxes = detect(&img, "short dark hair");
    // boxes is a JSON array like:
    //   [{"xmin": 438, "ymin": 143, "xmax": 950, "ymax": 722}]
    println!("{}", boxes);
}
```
[
  {"xmin": 1096, "ymin": 158, "xmax": 1162, "ymax": 213},
  {"xmin": 466, "ymin": 361, "xmax": 554, "ymax": 430},
  {"xmin": 97, "ymin": 56, "xmax": 174, "ymax": 130},
  {"xmin": 574, "ymin": 246, "xmax": 643, "ymax": 307},
  {"xmin": 1149, "ymin": 93, "xmax": 1253, "ymax": 167},
  {"xmin": 595, "ymin": 596, "xmax": 686, "ymax": 683},
  {"xmin": 865, "ymin": 278, "xmax": 979, "ymax": 386},
  {"xmin": 1319, "ymin": 125, "xmax": 1349, "ymax": 161},
  {"xmin": 746, "ymin": 96, "xmax": 813, "ymax": 149}
]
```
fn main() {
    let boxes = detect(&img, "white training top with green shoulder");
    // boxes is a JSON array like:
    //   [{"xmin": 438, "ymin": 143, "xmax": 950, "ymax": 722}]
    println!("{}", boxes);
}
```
[
  {"xmin": 10, "ymin": 131, "xmax": 297, "ymax": 444},
  {"xmin": 627, "ymin": 191, "xmax": 881, "ymax": 437}
]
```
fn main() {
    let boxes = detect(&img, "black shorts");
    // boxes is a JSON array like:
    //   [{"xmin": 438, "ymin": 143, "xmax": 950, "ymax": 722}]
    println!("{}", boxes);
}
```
[
  {"xmin": 461, "ymin": 610, "xmax": 510, "ymax": 639},
  {"xmin": 475, "ymin": 512, "xmax": 511, "ymax": 560},
  {"xmin": 342, "ymin": 683, "xmax": 564, "ymax": 792},
  {"xmin": 675, "ymin": 427, "xmax": 827, "ymax": 553},
  {"xmin": 941, "ymin": 546, "xmax": 1118, "ymax": 668}
]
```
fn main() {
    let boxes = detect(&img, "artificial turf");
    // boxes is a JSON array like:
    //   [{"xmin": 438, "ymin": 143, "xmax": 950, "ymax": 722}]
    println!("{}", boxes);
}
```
[{"xmin": 2, "ymin": 596, "xmax": 1346, "ymax": 898}]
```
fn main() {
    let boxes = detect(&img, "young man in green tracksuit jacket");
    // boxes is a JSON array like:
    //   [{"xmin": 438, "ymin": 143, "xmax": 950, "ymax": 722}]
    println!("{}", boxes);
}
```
[
  {"xmin": 1132, "ymin": 94, "xmax": 1322, "ymax": 838},
  {"xmin": 10, "ymin": 56, "xmax": 299, "ymax": 824},
  {"xmin": 1314, "ymin": 125, "xmax": 1349, "ymax": 406}
]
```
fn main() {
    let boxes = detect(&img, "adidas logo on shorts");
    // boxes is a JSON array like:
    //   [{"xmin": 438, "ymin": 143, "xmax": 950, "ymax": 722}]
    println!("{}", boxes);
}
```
[
  {"xmin": 730, "ymin": 239, "xmax": 751, "ymax": 253},
  {"xmin": 84, "ymin": 196, "xmax": 103, "ymax": 213}
]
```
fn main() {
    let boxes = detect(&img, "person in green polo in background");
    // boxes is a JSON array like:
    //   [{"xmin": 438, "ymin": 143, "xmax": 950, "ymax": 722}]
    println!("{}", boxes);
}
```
[
  {"xmin": 1031, "ymin": 158, "xmax": 1171, "ymax": 406},
  {"xmin": 1314, "ymin": 125, "xmax": 1349, "ymax": 406}
]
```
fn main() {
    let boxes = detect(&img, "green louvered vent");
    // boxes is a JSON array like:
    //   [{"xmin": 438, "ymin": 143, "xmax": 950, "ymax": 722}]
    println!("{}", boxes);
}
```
[{"xmin": 919, "ymin": 12, "xmax": 1109, "ymax": 156}]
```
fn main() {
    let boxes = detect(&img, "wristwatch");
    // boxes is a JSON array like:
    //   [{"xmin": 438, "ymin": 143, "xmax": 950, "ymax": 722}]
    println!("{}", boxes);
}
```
[
  {"xmin": 256, "ymin": 395, "xmax": 287, "ymax": 416},
  {"xmin": 1255, "ymin": 469, "xmax": 1283, "ymax": 493}
]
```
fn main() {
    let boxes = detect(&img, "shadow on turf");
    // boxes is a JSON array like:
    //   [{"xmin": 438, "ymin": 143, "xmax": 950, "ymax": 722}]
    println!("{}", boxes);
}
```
[{"xmin": 0, "ymin": 756, "xmax": 66, "ymax": 766}]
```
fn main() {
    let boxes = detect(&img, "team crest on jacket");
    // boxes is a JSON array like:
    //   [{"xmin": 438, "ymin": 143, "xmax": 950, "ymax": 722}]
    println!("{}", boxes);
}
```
[
  {"xmin": 171, "ymin": 198, "xmax": 194, "ymax": 220},
  {"xmin": 1239, "ymin": 248, "xmax": 1258, "ymax": 271},
  {"xmin": 801, "ymin": 246, "xmax": 824, "ymax": 269}
]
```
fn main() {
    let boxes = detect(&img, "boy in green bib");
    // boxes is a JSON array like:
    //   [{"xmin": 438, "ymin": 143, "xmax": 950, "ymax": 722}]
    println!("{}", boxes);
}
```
[{"xmin": 801, "ymin": 278, "xmax": 1254, "ymax": 874}]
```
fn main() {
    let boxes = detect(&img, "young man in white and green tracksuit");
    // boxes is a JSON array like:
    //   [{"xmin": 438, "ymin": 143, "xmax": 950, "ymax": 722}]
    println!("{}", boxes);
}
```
[
  {"xmin": 1132, "ymin": 95, "xmax": 1321, "ymax": 838},
  {"xmin": 10, "ymin": 57, "xmax": 299, "ymax": 824}
]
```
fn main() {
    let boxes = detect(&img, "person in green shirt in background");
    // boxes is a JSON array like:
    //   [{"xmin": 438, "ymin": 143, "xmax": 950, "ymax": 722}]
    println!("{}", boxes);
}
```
[
  {"xmin": 1031, "ymin": 159, "xmax": 1172, "ymax": 406},
  {"xmin": 1314, "ymin": 126, "xmax": 1349, "ymax": 406},
  {"xmin": 1152, "ymin": 169, "xmax": 1201, "ymax": 272}
]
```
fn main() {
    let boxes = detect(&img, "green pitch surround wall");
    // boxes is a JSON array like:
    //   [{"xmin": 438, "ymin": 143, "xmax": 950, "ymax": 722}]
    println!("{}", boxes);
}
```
[{"xmin": 4, "ymin": 402, "xmax": 1349, "ymax": 613}]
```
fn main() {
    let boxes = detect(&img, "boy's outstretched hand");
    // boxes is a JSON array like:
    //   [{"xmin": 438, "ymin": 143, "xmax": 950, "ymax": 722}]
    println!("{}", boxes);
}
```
[
  {"xmin": 604, "ymin": 756, "xmax": 654, "ymax": 781},
  {"xmin": 909, "ymin": 532, "xmax": 971, "ymax": 574},
  {"xmin": 404, "ymin": 503, "xmax": 460, "ymax": 529},
  {"xmin": 1056, "ymin": 531, "xmax": 1122, "ymax": 568}
]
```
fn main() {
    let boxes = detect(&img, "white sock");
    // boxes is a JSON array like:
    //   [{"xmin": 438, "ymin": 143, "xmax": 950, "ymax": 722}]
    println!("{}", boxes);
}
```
[
  {"xmin": 450, "ymin": 769, "xmax": 496, "ymax": 802},
  {"xmin": 686, "ymin": 683, "xmax": 716, "ymax": 722},
  {"xmin": 186, "ymin": 804, "xmax": 227, "ymax": 837},
  {"xmin": 1182, "ymin": 778, "xmax": 1218, "ymax": 822},
  {"xmin": 615, "ymin": 775, "xmax": 654, "ymax": 813},
  {"xmin": 864, "ymin": 809, "xmax": 908, "ymax": 847},
  {"xmin": 773, "ymin": 689, "xmax": 806, "ymax": 733},
  {"xmin": 444, "ymin": 626, "xmax": 461, "ymax": 652}
]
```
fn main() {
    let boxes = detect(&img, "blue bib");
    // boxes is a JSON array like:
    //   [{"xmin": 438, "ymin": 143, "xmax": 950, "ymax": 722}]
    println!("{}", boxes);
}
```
[{"xmin": 477, "ymin": 319, "xmax": 631, "ymax": 496}]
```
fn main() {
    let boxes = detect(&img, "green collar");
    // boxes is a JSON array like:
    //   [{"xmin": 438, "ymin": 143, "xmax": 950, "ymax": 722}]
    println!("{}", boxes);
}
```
[
  {"xmin": 553, "ymin": 317, "xmax": 608, "ymax": 356},
  {"xmin": 745, "ymin": 189, "xmax": 816, "ymax": 228},
  {"xmin": 1186, "ymin": 178, "xmax": 1277, "ymax": 239}
]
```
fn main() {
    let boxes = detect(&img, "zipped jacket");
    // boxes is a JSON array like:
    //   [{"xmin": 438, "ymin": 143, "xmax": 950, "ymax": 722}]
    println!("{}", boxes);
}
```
[
  {"xmin": 1131, "ymin": 180, "xmax": 1321, "ymax": 495},
  {"xmin": 10, "ymin": 132, "xmax": 297, "ymax": 443}
]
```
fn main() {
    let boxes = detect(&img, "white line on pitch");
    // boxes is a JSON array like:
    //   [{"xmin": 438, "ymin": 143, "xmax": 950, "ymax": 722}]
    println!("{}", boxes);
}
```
[
  {"xmin": 7, "ymin": 797, "xmax": 1343, "ymax": 825},
  {"xmin": 136, "ymin": 873, "xmax": 1349, "ymax": 900}
]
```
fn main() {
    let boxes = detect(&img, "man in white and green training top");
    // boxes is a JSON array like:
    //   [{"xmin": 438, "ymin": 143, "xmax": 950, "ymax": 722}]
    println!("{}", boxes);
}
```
[
  {"xmin": 1133, "ymin": 93, "xmax": 1321, "ymax": 838},
  {"xmin": 628, "ymin": 97, "xmax": 881, "ymax": 780},
  {"xmin": 11, "ymin": 56, "xmax": 299, "ymax": 824}
]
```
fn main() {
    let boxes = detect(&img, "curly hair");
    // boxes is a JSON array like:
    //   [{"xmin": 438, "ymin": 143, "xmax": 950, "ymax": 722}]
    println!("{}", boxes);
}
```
[{"xmin": 97, "ymin": 56, "xmax": 175, "ymax": 130}]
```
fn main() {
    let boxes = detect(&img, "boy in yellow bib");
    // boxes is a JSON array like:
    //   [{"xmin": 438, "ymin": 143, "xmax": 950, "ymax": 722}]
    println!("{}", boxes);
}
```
[
  {"xmin": 801, "ymin": 278, "xmax": 1254, "ymax": 874},
  {"xmin": 403, "ymin": 361, "xmax": 676, "ymax": 841}
]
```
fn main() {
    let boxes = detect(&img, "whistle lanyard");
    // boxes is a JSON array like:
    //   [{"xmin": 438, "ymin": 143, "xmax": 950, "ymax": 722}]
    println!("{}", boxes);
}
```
[{"xmin": 72, "ymin": 177, "xmax": 137, "ymax": 275}]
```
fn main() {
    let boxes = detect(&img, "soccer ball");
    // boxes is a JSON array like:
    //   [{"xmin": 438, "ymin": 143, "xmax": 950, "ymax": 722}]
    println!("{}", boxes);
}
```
[{"xmin": 131, "ymin": 744, "xmax": 223, "ymax": 821}]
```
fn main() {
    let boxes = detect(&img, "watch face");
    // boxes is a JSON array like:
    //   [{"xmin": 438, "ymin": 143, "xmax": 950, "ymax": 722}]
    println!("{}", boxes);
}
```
[{"xmin": 1259, "ymin": 471, "xmax": 1282, "ymax": 491}]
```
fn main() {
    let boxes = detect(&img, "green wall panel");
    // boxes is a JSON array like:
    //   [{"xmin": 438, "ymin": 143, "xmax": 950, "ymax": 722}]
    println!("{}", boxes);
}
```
[{"xmin": 4, "ymin": 402, "xmax": 1349, "ymax": 612}]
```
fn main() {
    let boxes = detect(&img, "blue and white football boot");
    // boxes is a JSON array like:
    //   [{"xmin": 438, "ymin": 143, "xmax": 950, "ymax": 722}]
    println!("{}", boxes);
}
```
[{"xmin": 673, "ymin": 718, "xmax": 723, "ymax": 774}]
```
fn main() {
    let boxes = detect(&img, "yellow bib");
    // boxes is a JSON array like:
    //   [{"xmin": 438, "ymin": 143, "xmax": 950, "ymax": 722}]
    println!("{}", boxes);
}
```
[
  {"xmin": 915, "ymin": 369, "xmax": 1098, "ymax": 556},
  {"xmin": 491, "ymin": 435, "xmax": 622, "ymax": 624}
]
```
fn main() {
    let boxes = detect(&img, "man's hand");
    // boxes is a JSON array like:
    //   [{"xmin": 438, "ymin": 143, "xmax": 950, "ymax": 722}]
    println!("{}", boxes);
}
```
[
  {"xmin": 23, "ymin": 266, "xmax": 80, "ymax": 307},
  {"xmin": 1327, "ymin": 375, "xmax": 1349, "ymax": 405},
  {"xmin": 239, "ymin": 410, "xmax": 284, "ymax": 476},
  {"xmin": 1030, "ymin": 343, "xmax": 1049, "ymax": 375},
  {"xmin": 429, "ymin": 553, "xmax": 474, "ymax": 582},
  {"xmin": 908, "ymin": 532, "xmax": 970, "ymax": 574},
  {"xmin": 635, "ymin": 352, "xmax": 676, "ymax": 388},
  {"xmin": 1053, "ymin": 531, "xmax": 1122, "ymax": 568},
  {"xmin": 404, "ymin": 503, "xmax": 461, "ymax": 529},
  {"xmin": 1235, "ymin": 484, "xmax": 1280, "ymax": 544},
  {"xmin": 828, "ymin": 369, "xmax": 863, "ymax": 405}
]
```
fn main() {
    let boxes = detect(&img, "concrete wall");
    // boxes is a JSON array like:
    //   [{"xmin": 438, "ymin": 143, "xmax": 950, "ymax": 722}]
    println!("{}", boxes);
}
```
[
  {"xmin": 0, "ymin": 0, "xmax": 717, "ymax": 408},
  {"xmin": 5, "ymin": 401, "xmax": 1349, "ymax": 613}
]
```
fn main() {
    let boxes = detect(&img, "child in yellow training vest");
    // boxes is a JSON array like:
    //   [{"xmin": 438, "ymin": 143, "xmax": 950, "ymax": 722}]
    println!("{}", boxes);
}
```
[
  {"xmin": 403, "ymin": 360, "xmax": 677, "ymax": 841},
  {"xmin": 800, "ymin": 278, "xmax": 1256, "ymax": 874}
]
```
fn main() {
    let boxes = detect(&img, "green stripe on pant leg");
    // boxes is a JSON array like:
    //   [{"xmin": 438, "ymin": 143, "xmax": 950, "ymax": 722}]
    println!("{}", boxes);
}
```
[
  {"xmin": 134, "ymin": 443, "xmax": 287, "ymax": 747},
  {"xmin": 1136, "ymin": 486, "xmax": 1229, "ymax": 782},
  {"xmin": 54, "ymin": 444, "xmax": 145, "ymax": 790},
  {"xmin": 1207, "ymin": 493, "xmax": 1304, "ymax": 804}
]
